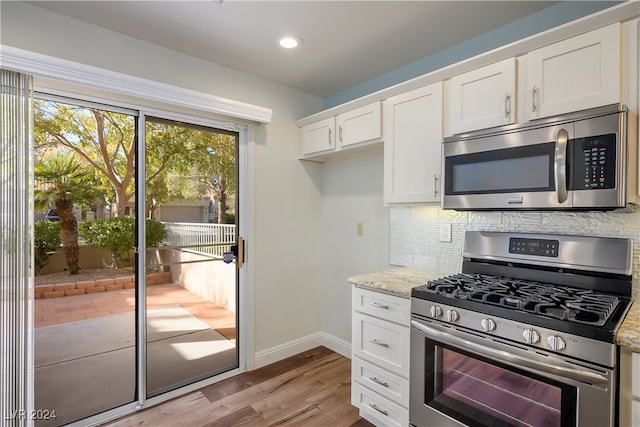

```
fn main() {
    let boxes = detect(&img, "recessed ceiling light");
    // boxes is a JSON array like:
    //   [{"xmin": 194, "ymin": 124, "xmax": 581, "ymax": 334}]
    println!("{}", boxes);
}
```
[{"xmin": 279, "ymin": 35, "xmax": 302, "ymax": 49}]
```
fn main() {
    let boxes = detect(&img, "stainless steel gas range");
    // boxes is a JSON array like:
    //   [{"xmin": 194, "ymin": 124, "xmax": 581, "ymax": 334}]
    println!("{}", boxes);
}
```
[{"xmin": 409, "ymin": 231, "xmax": 633, "ymax": 427}]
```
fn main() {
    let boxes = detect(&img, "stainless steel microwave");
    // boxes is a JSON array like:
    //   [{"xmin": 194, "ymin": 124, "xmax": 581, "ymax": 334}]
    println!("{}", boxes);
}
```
[{"xmin": 442, "ymin": 104, "xmax": 627, "ymax": 211}]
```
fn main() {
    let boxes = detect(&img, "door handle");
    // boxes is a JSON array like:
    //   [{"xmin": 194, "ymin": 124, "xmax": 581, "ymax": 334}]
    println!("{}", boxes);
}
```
[{"xmin": 231, "ymin": 236, "xmax": 244, "ymax": 268}]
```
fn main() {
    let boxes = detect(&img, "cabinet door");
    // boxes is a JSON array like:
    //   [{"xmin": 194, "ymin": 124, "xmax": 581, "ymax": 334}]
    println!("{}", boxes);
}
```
[
  {"xmin": 446, "ymin": 57, "xmax": 516, "ymax": 134},
  {"xmin": 337, "ymin": 102, "xmax": 382, "ymax": 149},
  {"xmin": 384, "ymin": 82, "xmax": 443, "ymax": 205},
  {"xmin": 526, "ymin": 23, "xmax": 620, "ymax": 120},
  {"xmin": 301, "ymin": 117, "xmax": 335, "ymax": 155}
]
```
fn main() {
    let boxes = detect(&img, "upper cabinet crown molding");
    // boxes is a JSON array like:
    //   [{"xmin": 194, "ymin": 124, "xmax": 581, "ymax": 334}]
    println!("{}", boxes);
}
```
[{"xmin": 0, "ymin": 45, "xmax": 273, "ymax": 124}]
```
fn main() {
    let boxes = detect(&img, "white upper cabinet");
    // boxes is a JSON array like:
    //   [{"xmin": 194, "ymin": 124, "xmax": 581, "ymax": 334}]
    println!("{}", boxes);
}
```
[
  {"xmin": 301, "ymin": 102, "xmax": 382, "ymax": 159},
  {"xmin": 301, "ymin": 116, "xmax": 336, "ymax": 156},
  {"xmin": 336, "ymin": 102, "xmax": 382, "ymax": 149},
  {"xmin": 445, "ymin": 57, "xmax": 516, "ymax": 135},
  {"xmin": 384, "ymin": 82, "xmax": 443, "ymax": 205},
  {"xmin": 526, "ymin": 23, "xmax": 620, "ymax": 120}
]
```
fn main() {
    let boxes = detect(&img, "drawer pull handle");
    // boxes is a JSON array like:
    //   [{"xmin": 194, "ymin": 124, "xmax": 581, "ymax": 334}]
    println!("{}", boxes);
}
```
[
  {"xmin": 370, "ymin": 377, "xmax": 389, "ymax": 388},
  {"xmin": 370, "ymin": 339, "xmax": 389, "ymax": 348},
  {"xmin": 369, "ymin": 404, "xmax": 389, "ymax": 416},
  {"xmin": 370, "ymin": 302, "xmax": 390, "ymax": 309}
]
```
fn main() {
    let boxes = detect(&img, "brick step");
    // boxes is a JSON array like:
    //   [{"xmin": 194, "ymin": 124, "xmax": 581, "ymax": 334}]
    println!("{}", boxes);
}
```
[{"xmin": 35, "ymin": 272, "xmax": 172, "ymax": 299}]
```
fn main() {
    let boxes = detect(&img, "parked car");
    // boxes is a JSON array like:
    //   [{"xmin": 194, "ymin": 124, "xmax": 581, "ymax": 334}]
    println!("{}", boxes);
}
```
[{"xmin": 45, "ymin": 208, "xmax": 59, "ymax": 221}]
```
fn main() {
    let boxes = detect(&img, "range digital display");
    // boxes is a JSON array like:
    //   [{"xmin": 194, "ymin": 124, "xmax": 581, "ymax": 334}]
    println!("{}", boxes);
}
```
[{"xmin": 509, "ymin": 238, "xmax": 559, "ymax": 257}]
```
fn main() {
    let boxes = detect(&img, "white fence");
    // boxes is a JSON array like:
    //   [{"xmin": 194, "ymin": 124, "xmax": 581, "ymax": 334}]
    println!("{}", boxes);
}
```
[{"xmin": 161, "ymin": 222, "xmax": 235, "ymax": 257}]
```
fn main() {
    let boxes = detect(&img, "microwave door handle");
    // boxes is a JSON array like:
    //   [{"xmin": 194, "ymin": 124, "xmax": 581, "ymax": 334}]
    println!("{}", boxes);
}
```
[{"xmin": 555, "ymin": 129, "xmax": 569, "ymax": 204}]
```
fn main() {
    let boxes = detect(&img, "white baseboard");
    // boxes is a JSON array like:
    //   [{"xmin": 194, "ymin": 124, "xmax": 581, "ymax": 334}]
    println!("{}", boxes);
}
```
[
  {"xmin": 253, "ymin": 332, "xmax": 352, "ymax": 369},
  {"xmin": 320, "ymin": 333, "xmax": 351, "ymax": 358}
]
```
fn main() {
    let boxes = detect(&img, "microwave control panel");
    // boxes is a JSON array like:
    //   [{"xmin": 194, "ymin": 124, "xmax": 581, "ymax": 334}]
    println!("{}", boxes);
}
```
[{"xmin": 569, "ymin": 133, "xmax": 617, "ymax": 190}]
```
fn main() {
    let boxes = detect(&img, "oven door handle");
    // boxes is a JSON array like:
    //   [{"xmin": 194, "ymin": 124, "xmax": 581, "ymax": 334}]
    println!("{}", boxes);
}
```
[{"xmin": 411, "ymin": 319, "xmax": 609, "ymax": 385}]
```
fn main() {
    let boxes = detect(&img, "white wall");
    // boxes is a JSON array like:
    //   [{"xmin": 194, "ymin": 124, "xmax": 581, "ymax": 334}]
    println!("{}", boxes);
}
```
[
  {"xmin": 0, "ymin": 2, "xmax": 325, "ymax": 357},
  {"xmin": 322, "ymin": 152, "xmax": 392, "ymax": 344}
]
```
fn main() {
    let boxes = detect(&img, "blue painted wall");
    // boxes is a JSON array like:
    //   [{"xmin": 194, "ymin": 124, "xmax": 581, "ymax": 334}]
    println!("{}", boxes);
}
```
[{"xmin": 324, "ymin": 1, "xmax": 623, "ymax": 109}]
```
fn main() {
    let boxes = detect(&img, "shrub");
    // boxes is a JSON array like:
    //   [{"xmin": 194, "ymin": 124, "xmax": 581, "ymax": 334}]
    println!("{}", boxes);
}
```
[
  {"xmin": 79, "ymin": 217, "xmax": 167, "ymax": 268},
  {"xmin": 34, "ymin": 220, "xmax": 61, "ymax": 274},
  {"xmin": 146, "ymin": 218, "xmax": 168, "ymax": 248}
]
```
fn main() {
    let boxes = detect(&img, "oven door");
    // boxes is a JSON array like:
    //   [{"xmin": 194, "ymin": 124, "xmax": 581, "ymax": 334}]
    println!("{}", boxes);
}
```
[{"xmin": 410, "ymin": 317, "xmax": 615, "ymax": 427}]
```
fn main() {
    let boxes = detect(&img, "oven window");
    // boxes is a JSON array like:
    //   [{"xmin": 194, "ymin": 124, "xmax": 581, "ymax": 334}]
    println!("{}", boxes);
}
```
[{"xmin": 426, "ymin": 342, "xmax": 576, "ymax": 427}]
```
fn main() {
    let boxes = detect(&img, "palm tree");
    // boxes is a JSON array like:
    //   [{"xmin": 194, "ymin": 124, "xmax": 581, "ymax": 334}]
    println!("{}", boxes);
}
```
[{"xmin": 34, "ymin": 155, "xmax": 98, "ymax": 275}]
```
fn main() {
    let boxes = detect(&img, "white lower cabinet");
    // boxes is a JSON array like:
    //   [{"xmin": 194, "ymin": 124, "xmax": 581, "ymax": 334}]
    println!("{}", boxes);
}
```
[
  {"xmin": 632, "ymin": 352, "xmax": 640, "ymax": 425},
  {"xmin": 352, "ymin": 287, "xmax": 410, "ymax": 426},
  {"xmin": 353, "ymin": 383, "xmax": 408, "ymax": 427},
  {"xmin": 619, "ymin": 347, "xmax": 640, "ymax": 426}
]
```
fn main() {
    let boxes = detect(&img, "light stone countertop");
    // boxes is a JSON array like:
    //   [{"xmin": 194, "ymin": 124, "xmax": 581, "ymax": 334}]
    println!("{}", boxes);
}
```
[
  {"xmin": 618, "ymin": 300, "xmax": 640, "ymax": 351},
  {"xmin": 348, "ymin": 267, "xmax": 446, "ymax": 298},
  {"xmin": 349, "ymin": 268, "xmax": 640, "ymax": 352}
]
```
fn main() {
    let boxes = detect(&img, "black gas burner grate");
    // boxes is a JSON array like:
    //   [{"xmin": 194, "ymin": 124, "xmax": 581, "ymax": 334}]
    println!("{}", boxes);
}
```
[{"xmin": 425, "ymin": 273, "xmax": 619, "ymax": 326}]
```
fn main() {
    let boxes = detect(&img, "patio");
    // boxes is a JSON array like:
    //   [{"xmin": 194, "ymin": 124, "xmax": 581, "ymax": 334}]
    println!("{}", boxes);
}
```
[
  {"xmin": 33, "ymin": 281, "xmax": 237, "ymax": 426},
  {"xmin": 34, "ymin": 282, "xmax": 236, "ymax": 340}
]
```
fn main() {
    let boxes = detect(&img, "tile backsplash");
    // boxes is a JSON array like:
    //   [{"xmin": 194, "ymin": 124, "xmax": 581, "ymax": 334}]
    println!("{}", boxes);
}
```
[{"xmin": 390, "ymin": 204, "xmax": 640, "ymax": 298}]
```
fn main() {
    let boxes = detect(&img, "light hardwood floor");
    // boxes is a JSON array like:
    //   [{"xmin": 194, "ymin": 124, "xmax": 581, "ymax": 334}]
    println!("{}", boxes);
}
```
[{"xmin": 102, "ymin": 346, "xmax": 373, "ymax": 427}]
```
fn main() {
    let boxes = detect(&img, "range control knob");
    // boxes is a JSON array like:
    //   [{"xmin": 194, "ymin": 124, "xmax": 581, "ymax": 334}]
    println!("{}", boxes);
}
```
[
  {"xmin": 522, "ymin": 328, "xmax": 540, "ymax": 344},
  {"xmin": 547, "ymin": 335, "xmax": 566, "ymax": 351},
  {"xmin": 430, "ymin": 305, "xmax": 443, "ymax": 318},
  {"xmin": 481, "ymin": 318, "xmax": 496, "ymax": 332},
  {"xmin": 445, "ymin": 309, "xmax": 459, "ymax": 322}
]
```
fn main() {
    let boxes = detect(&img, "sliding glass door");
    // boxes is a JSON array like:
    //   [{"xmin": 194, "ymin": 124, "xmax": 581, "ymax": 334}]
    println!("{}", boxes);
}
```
[
  {"xmin": 143, "ymin": 117, "xmax": 239, "ymax": 397},
  {"xmin": 31, "ymin": 97, "xmax": 240, "ymax": 425}
]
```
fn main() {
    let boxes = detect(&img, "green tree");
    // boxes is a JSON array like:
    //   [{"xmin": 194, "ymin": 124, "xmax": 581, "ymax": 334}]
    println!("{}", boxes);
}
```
[
  {"xmin": 35, "ymin": 100, "xmax": 237, "ymax": 222},
  {"xmin": 35, "ymin": 101, "xmax": 138, "ymax": 217},
  {"xmin": 34, "ymin": 155, "xmax": 99, "ymax": 274},
  {"xmin": 187, "ymin": 132, "xmax": 236, "ymax": 223},
  {"xmin": 144, "ymin": 120, "xmax": 200, "ymax": 219}
]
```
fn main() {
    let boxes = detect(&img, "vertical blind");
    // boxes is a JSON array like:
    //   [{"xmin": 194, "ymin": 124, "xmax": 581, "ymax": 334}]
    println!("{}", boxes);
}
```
[{"xmin": 1, "ymin": 69, "xmax": 34, "ymax": 426}]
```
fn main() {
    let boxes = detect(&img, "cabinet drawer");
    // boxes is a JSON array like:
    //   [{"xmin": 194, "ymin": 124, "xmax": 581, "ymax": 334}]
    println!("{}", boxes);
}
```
[
  {"xmin": 353, "ymin": 356, "xmax": 409, "ymax": 407},
  {"xmin": 352, "ymin": 287, "xmax": 410, "ymax": 325},
  {"xmin": 353, "ymin": 383, "xmax": 408, "ymax": 427},
  {"xmin": 353, "ymin": 312, "xmax": 410, "ymax": 377}
]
